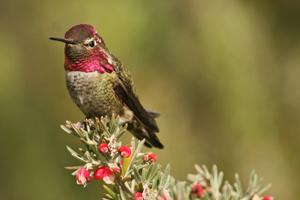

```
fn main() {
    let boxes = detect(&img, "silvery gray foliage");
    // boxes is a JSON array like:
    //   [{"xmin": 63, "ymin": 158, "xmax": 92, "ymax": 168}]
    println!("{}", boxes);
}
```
[{"xmin": 61, "ymin": 116, "xmax": 272, "ymax": 200}]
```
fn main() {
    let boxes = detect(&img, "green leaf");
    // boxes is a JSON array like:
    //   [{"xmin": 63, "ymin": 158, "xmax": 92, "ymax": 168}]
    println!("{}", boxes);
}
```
[
  {"xmin": 60, "ymin": 125, "xmax": 72, "ymax": 134},
  {"xmin": 103, "ymin": 185, "xmax": 117, "ymax": 200},
  {"xmin": 66, "ymin": 146, "xmax": 87, "ymax": 163},
  {"xmin": 133, "ymin": 167, "xmax": 142, "ymax": 183},
  {"xmin": 234, "ymin": 174, "xmax": 243, "ymax": 198}
]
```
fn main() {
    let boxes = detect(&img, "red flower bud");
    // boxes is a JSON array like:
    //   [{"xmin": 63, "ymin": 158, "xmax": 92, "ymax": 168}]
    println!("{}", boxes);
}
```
[
  {"xmin": 143, "ymin": 152, "xmax": 157, "ymax": 163},
  {"xmin": 94, "ymin": 166, "xmax": 114, "ymax": 184},
  {"xmin": 191, "ymin": 183, "xmax": 204, "ymax": 198},
  {"xmin": 134, "ymin": 192, "xmax": 143, "ymax": 200},
  {"xmin": 263, "ymin": 196, "xmax": 274, "ymax": 200},
  {"xmin": 118, "ymin": 146, "xmax": 131, "ymax": 158},
  {"xmin": 98, "ymin": 143, "xmax": 109, "ymax": 153},
  {"xmin": 76, "ymin": 167, "xmax": 90, "ymax": 185}
]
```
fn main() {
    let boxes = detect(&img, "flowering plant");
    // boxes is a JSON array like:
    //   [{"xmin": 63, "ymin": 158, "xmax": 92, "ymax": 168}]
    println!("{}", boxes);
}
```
[{"xmin": 61, "ymin": 116, "xmax": 273, "ymax": 200}]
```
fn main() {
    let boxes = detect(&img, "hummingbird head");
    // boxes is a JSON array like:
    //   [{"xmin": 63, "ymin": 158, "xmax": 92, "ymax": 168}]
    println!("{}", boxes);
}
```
[{"xmin": 50, "ymin": 24, "xmax": 114, "ymax": 73}]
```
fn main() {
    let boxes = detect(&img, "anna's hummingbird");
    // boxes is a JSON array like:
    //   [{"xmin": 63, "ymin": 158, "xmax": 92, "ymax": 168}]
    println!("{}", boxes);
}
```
[{"xmin": 50, "ymin": 24, "xmax": 163, "ymax": 148}]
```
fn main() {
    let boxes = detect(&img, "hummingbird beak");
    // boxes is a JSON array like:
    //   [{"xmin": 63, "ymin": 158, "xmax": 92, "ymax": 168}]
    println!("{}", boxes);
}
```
[{"xmin": 49, "ymin": 37, "xmax": 79, "ymax": 45}]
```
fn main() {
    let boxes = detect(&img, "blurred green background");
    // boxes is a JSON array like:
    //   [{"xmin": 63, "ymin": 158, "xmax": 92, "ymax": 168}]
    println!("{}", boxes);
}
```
[{"xmin": 0, "ymin": 0, "xmax": 299, "ymax": 199}]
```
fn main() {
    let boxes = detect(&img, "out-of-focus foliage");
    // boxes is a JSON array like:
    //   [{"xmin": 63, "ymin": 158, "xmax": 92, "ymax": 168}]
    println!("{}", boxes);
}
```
[{"xmin": 0, "ymin": 0, "xmax": 299, "ymax": 199}]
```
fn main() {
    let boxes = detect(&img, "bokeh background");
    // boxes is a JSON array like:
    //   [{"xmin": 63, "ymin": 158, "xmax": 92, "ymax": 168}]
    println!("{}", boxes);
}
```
[{"xmin": 0, "ymin": 0, "xmax": 299, "ymax": 199}]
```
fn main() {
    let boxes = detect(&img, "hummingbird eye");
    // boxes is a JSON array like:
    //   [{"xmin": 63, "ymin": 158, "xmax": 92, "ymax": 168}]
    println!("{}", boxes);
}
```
[{"xmin": 88, "ymin": 40, "xmax": 97, "ymax": 48}]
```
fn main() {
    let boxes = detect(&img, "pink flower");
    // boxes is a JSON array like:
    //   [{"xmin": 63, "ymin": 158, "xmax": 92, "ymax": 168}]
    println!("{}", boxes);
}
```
[
  {"xmin": 158, "ymin": 195, "xmax": 166, "ymax": 200},
  {"xmin": 134, "ymin": 192, "xmax": 143, "ymax": 200},
  {"xmin": 143, "ymin": 152, "xmax": 157, "ymax": 163},
  {"xmin": 118, "ymin": 146, "xmax": 131, "ymax": 158},
  {"xmin": 93, "ymin": 166, "xmax": 114, "ymax": 184},
  {"xmin": 191, "ymin": 183, "xmax": 204, "ymax": 198},
  {"xmin": 112, "ymin": 167, "xmax": 121, "ymax": 174},
  {"xmin": 73, "ymin": 122, "xmax": 82, "ymax": 129},
  {"xmin": 98, "ymin": 143, "xmax": 109, "ymax": 153},
  {"xmin": 76, "ymin": 167, "xmax": 90, "ymax": 185},
  {"xmin": 263, "ymin": 196, "xmax": 274, "ymax": 200}
]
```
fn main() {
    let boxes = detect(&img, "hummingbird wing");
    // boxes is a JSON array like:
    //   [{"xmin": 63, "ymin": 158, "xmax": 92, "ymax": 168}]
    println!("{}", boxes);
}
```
[
  {"xmin": 113, "ymin": 65, "xmax": 163, "ymax": 148},
  {"xmin": 114, "ymin": 76, "xmax": 159, "ymax": 132}
]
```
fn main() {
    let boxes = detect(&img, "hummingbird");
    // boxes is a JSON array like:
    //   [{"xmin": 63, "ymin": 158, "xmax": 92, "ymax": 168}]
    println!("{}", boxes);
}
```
[{"xmin": 50, "ymin": 24, "xmax": 163, "ymax": 148}]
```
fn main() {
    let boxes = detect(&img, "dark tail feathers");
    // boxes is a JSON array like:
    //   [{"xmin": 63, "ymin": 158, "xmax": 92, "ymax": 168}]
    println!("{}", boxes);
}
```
[{"xmin": 127, "ymin": 114, "xmax": 164, "ymax": 149}]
